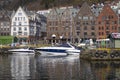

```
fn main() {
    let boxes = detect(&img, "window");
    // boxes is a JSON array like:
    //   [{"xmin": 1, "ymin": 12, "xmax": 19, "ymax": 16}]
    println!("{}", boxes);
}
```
[
  {"xmin": 90, "ymin": 16, "xmax": 93, "ymax": 20},
  {"xmin": 102, "ymin": 16, "xmax": 106, "ymax": 20},
  {"xmin": 13, "ymin": 22, "xmax": 16, "ymax": 25},
  {"xmin": 18, "ymin": 12, "xmax": 22, "ymax": 16},
  {"xmin": 19, "ymin": 27, "xmax": 21, "ymax": 30},
  {"xmin": 91, "ymin": 26, "xmax": 95, "ymax": 30},
  {"xmin": 24, "ymin": 32, "xmax": 27, "ymax": 35},
  {"xmin": 98, "ymin": 21, "xmax": 101, "ymax": 24},
  {"xmin": 79, "ymin": 17, "xmax": 82, "ymax": 19},
  {"xmin": 76, "ymin": 22, "xmax": 80, "ymax": 25},
  {"xmin": 102, "ymin": 26, "xmax": 104, "ymax": 30},
  {"xmin": 91, "ymin": 21, "xmax": 95, "ymax": 25},
  {"xmin": 15, "ymin": 17, "xmax": 17, "ymax": 21},
  {"xmin": 114, "ymin": 21, "xmax": 117, "ymax": 24},
  {"xmin": 13, "ymin": 27, "xmax": 16, "ymax": 31},
  {"xmin": 24, "ymin": 27, "xmax": 27, "ymax": 31},
  {"xmin": 106, "ymin": 21, "xmax": 109, "ymax": 24},
  {"xmin": 13, "ymin": 32, "xmax": 16, "ymax": 36},
  {"xmin": 19, "ymin": 22, "xmax": 22, "ymax": 26},
  {"xmin": 84, "ymin": 32, "xmax": 87, "ymax": 35},
  {"xmin": 77, "ymin": 32, "xmax": 80, "ymax": 36},
  {"xmin": 91, "ymin": 32, "xmax": 95, "ymax": 36},
  {"xmin": 83, "ymin": 16, "xmax": 88, "ymax": 20},
  {"xmin": 106, "ymin": 26, "xmax": 109, "ymax": 30},
  {"xmin": 84, "ymin": 26, "xmax": 87, "ymax": 30},
  {"xmin": 18, "ymin": 17, "xmax": 19, "ymax": 21},
  {"xmin": 86, "ymin": 22, "xmax": 89, "ymax": 25},
  {"xmin": 23, "ymin": 17, "xmax": 25, "ymax": 21},
  {"xmin": 112, "ymin": 26, "xmax": 114, "ymax": 30},
  {"xmin": 76, "ymin": 27, "xmax": 80, "ymax": 30},
  {"xmin": 99, "ymin": 32, "xmax": 101, "ymax": 35}
]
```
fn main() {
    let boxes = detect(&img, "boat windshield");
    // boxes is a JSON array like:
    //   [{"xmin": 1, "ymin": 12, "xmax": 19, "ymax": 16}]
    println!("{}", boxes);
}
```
[{"xmin": 57, "ymin": 43, "xmax": 72, "ymax": 48}]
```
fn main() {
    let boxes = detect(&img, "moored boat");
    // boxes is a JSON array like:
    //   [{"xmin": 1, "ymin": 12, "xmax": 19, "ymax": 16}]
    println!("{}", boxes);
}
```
[
  {"xmin": 35, "ymin": 42, "xmax": 80, "ymax": 56},
  {"xmin": 8, "ymin": 47, "xmax": 35, "ymax": 54}
]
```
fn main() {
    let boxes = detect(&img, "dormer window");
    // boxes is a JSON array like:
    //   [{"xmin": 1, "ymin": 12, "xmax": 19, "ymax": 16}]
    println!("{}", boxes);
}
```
[
  {"xmin": 18, "ymin": 12, "xmax": 22, "ymax": 16},
  {"xmin": 83, "ymin": 16, "xmax": 88, "ymax": 20}
]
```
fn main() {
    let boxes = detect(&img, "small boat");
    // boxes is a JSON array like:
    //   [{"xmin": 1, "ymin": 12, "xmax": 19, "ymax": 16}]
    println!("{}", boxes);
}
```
[
  {"xmin": 8, "ymin": 47, "xmax": 35, "ymax": 54},
  {"xmin": 35, "ymin": 42, "xmax": 80, "ymax": 56}
]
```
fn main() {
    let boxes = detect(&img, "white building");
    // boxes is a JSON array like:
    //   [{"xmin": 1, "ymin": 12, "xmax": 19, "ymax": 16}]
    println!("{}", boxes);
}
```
[
  {"xmin": 37, "ymin": 9, "xmax": 50, "ymax": 17},
  {"xmin": 11, "ymin": 6, "xmax": 42, "ymax": 44}
]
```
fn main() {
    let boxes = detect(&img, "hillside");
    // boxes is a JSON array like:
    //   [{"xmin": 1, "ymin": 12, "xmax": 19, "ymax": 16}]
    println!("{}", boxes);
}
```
[{"xmin": 0, "ymin": 0, "xmax": 114, "ymax": 10}]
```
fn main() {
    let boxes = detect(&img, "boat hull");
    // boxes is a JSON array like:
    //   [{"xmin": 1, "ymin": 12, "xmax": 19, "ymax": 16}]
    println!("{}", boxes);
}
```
[
  {"xmin": 36, "ymin": 51, "xmax": 67, "ymax": 56},
  {"xmin": 66, "ymin": 49, "xmax": 80, "ymax": 55},
  {"xmin": 35, "ymin": 42, "xmax": 81, "ymax": 56},
  {"xmin": 10, "ymin": 51, "xmax": 34, "ymax": 54},
  {"xmin": 8, "ymin": 49, "xmax": 35, "ymax": 54}
]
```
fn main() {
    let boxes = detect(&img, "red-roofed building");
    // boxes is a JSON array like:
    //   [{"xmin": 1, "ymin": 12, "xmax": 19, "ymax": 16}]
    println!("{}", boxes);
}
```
[{"xmin": 97, "ymin": 4, "xmax": 118, "ymax": 39}]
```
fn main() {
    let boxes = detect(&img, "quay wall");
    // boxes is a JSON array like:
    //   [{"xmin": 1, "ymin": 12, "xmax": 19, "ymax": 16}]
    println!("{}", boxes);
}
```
[
  {"xmin": 0, "ymin": 48, "xmax": 12, "ymax": 54},
  {"xmin": 80, "ymin": 48, "xmax": 120, "ymax": 61}
]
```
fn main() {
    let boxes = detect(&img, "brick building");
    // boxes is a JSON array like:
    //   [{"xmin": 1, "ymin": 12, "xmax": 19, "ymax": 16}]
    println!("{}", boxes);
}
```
[
  {"xmin": 47, "ymin": 7, "xmax": 78, "ymax": 43},
  {"xmin": 74, "ymin": 2, "xmax": 97, "ymax": 42},
  {"xmin": 97, "ymin": 4, "xmax": 118, "ymax": 39}
]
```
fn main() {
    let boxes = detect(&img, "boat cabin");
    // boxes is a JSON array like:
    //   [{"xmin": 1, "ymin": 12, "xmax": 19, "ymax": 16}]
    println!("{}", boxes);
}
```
[
  {"xmin": 108, "ymin": 33, "xmax": 120, "ymax": 48},
  {"xmin": 96, "ymin": 33, "xmax": 120, "ymax": 48},
  {"xmin": 96, "ymin": 38, "xmax": 111, "ymax": 48}
]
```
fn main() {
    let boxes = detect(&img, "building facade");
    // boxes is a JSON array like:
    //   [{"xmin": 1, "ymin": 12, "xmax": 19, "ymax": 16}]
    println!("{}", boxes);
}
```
[
  {"xmin": 0, "ymin": 11, "xmax": 11, "ymax": 36},
  {"xmin": 11, "ymin": 7, "xmax": 42, "ymax": 44},
  {"xmin": 97, "ymin": 4, "xmax": 118, "ymax": 39},
  {"xmin": 74, "ymin": 2, "xmax": 97, "ymax": 42},
  {"xmin": 47, "ymin": 7, "xmax": 78, "ymax": 43}
]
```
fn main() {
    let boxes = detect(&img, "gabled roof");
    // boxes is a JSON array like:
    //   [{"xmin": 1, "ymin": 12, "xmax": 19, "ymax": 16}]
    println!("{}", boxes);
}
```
[
  {"xmin": 77, "ymin": 2, "xmax": 95, "ymax": 16},
  {"xmin": 12, "ymin": 6, "xmax": 28, "ymax": 19},
  {"xmin": 97, "ymin": 4, "xmax": 118, "ymax": 20},
  {"xmin": 12, "ymin": 6, "xmax": 37, "ymax": 20}
]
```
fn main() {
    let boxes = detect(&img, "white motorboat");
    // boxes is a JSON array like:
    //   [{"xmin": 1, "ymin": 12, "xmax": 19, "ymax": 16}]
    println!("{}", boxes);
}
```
[
  {"xmin": 35, "ymin": 42, "xmax": 80, "ymax": 56},
  {"xmin": 8, "ymin": 47, "xmax": 35, "ymax": 54}
]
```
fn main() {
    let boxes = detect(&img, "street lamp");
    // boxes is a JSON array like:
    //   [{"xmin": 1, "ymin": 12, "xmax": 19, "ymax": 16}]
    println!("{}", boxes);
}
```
[
  {"xmin": 52, "ymin": 34, "xmax": 56, "ymax": 46},
  {"xmin": 60, "ymin": 35, "xmax": 63, "ymax": 44}
]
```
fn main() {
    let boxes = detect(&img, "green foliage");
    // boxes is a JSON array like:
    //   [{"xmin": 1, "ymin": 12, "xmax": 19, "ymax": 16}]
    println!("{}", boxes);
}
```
[
  {"xmin": 2, "ymin": 0, "xmax": 114, "ymax": 10},
  {"xmin": 0, "ymin": 36, "xmax": 13, "ymax": 45}
]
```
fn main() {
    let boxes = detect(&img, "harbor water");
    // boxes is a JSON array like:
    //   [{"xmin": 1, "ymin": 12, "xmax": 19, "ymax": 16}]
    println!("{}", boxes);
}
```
[{"xmin": 0, "ymin": 53, "xmax": 120, "ymax": 80}]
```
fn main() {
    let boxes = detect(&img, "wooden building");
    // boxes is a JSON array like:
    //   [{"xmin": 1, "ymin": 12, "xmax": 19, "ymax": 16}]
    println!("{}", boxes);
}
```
[
  {"xmin": 47, "ymin": 7, "xmax": 78, "ymax": 44},
  {"xmin": 97, "ymin": 4, "xmax": 118, "ymax": 39},
  {"xmin": 0, "ymin": 11, "xmax": 11, "ymax": 36},
  {"xmin": 74, "ymin": 2, "xmax": 97, "ymax": 42}
]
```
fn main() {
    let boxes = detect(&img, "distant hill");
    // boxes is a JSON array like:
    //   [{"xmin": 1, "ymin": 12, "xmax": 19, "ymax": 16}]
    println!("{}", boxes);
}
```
[{"xmin": 0, "ymin": 0, "xmax": 113, "ymax": 11}]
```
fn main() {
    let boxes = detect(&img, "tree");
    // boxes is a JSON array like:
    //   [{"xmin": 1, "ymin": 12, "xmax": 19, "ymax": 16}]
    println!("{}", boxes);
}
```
[{"xmin": 13, "ymin": 36, "xmax": 18, "ymax": 43}]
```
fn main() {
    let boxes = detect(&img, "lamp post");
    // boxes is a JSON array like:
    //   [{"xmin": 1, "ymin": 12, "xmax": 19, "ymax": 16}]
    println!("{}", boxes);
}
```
[
  {"xmin": 52, "ymin": 34, "xmax": 56, "ymax": 46},
  {"xmin": 60, "ymin": 36, "xmax": 63, "ymax": 44}
]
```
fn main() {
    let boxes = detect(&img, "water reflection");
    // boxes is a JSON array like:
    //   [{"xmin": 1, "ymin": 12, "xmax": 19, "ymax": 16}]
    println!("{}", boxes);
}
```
[
  {"xmin": 79, "ymin": 60, "xmax": 94, "ymax": 80},
  {"xmin": 10, "ymin": 54, "xmax": 36, "ymax": 80},
  {"xmin": 0, "ymin": 54, "xmax": 11, "ymax": 79},
  {"xmin": 35, "ymin": 55, "xmax": 80, "ymax": 80},
  {"xmin": 0, "ymin": 54, "xmax": 120, "ymax": 80},
  {"xmin": 90, "ymin": 61, "xmax": 120, "ymax": 80}
]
